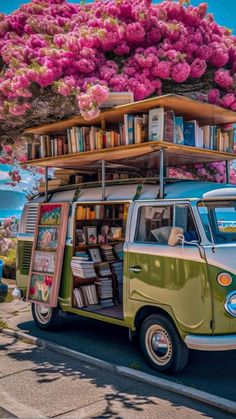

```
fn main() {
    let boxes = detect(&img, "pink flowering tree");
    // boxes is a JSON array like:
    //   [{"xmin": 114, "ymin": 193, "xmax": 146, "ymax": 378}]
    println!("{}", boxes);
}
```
[
  {"xmin": 0, "ymin": 0, "xmax": 236, "ymax": 182},
  {"xmin": 0, "ymin": 141, "xmax": 44, "ymax": 193}
]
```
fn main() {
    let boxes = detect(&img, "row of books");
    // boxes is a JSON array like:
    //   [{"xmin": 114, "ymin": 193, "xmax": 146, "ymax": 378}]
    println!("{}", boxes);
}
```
[
  {"xmin": 28, "ymin": 107, "xmax": 236, "ymax": 161},
  {"xmin": 76, "ymin": 204, "xmax": 125, "ymax": 221},
  {"xmin": 73, "ymin": 284, "xmax": 99, "ymax": 308}
]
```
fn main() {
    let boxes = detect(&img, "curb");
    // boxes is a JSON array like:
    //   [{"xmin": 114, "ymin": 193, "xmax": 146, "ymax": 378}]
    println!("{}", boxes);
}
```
[{"xmin": 2, "ymin": 328, "xmax": 236, "ymax": 416}]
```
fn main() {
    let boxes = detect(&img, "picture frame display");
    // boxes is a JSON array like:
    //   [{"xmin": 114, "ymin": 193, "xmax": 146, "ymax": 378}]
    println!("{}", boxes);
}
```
[
  {"xmin": 27, "ymin": 202, "xmax": 69, "ymax": 307},
  {"xmin": 88, "ymin": 248, "xmax": 102, "ymax": 263}
]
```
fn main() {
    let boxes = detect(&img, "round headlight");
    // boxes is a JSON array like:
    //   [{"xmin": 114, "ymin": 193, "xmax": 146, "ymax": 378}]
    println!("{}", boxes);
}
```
[
  {"xmin": 225, "ymin": 291, "xmax": 236, "ymax": 317},
  {"xmin": 217, "ymin": 273, "xmax": 232, "ymax": 287}
]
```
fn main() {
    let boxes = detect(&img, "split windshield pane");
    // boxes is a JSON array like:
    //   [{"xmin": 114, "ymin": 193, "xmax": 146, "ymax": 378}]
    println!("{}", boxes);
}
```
[{"xmin": 198, "ymin": 201, "xmax": 236, "ymax": 244}]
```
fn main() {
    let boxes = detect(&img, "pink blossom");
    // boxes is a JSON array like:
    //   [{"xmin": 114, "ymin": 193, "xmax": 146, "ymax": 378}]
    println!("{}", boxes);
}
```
[
  {"xmin": 190, "ymin": 59, "xmax": 207, "ymax": 79},
  {"xmin": 172, "ymin": 63, "xmax": 191, "ymax": 83},
  {"xmin": 2, "ymin": 144, "xmax": 13, "ymax": 155},
  {"xmin": 208, "ymin": 89, "xmax": 220, "ymax": 105},
  {"xmin": 220, "ymin": 94, "xmax": 236, "ymax": 108},
  {"xmin": 125, "ymin": 22, "xmax": 145, "ymax": 44},
  {"xmin": 89, "ymin": 84, "xmax": 109, "ymax": 105},
  {"xmin": 152, "ymin": 61, "xmax": 171, "ymax": 79},
  {"xmin": 215, "ymin": 69, "xmax": 233, "ymax": 88}
]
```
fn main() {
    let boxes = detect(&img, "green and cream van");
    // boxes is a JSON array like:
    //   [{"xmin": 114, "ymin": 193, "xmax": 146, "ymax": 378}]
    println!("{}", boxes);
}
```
[{"xmin": 16, "ymin": 180, "xmax": 236, "ymax": 373}]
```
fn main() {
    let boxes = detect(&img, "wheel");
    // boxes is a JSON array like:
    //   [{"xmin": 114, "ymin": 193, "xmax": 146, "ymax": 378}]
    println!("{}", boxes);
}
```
[
  {"xmin": 139, "ymin": 314, "xmax": 189, "ymax": 374},
  {"xmin": 32, "ymin": 303, "xmax": 61, "ymax": 331}
]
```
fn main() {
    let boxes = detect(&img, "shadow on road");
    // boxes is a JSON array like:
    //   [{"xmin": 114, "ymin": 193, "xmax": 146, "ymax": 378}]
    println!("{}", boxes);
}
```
[{"xmin": 16, "ymin": 314, "xmax": 236, "ymax": 404}]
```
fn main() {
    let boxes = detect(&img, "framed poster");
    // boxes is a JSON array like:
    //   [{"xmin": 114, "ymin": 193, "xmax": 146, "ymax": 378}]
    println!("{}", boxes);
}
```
[{"xmin": 27, "ymin": 203, "xmax": 69, "ymax": 307}]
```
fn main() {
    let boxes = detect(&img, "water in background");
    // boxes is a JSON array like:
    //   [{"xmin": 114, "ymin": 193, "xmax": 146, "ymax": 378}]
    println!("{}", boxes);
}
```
[{"xmin": 0, "ymin": 190, "xmax": 25, "ymax": 221}]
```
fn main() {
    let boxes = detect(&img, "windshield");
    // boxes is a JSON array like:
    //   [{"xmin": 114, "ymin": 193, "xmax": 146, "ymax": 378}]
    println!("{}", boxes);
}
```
[{"xmin": 197, "ymin": 201, "xmax": 236, "ymax": 244}]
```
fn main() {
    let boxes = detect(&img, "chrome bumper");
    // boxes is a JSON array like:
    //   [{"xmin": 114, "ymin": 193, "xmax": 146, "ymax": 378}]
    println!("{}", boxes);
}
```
[{"xmin": 185, "ymin": 334, "xmax": 236, "ymax": 351}]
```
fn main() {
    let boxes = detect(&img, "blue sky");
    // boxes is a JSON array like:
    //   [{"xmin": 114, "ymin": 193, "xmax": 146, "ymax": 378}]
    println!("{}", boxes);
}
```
[{"xmin": 0, "ymin": 1, "xmax": 235, "ymax": 32}]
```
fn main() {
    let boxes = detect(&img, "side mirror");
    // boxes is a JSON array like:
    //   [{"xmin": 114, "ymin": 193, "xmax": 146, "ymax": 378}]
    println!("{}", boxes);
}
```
[{"xmin": 168, "ymin": 227, "xmax": 184, "ymax": 246}]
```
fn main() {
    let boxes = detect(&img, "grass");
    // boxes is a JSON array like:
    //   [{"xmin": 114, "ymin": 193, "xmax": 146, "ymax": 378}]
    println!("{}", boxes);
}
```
[
  {"xmin": 0, "ymin": 318, "xmax": 8, "ymax": 329},
  {"xmin": 129, "ymin": 361, "xmax": 141, "ymax": 370},
  {"xmin": 3, "ymin": 290, "xmax": 14, "ymax": 303}
]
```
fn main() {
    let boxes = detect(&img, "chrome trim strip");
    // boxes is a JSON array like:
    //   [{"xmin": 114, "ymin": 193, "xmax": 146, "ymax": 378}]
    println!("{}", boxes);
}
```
[{"xmin": 185, "ymin": 334, "xmax": 236, "ymax": 351}]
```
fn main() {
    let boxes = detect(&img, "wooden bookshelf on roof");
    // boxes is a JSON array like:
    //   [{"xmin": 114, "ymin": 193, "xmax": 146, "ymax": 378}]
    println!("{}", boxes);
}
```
[{"xmin": 24, "ymin": 94, "xmax": 236, "ymax": 171}]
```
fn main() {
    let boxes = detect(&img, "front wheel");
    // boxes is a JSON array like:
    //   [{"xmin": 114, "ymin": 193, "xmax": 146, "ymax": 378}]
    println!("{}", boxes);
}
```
[
  {"xmin": 140, "ymin": 314, "xmax": 189, "ymax": 374},
  {"xmin": 32, "ymin": 303, "xmax": 61, "ymax": 331}
]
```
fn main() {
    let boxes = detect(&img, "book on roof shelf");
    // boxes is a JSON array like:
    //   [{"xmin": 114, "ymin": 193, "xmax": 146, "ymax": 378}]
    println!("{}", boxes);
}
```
[
  {"xmin": 164, "ymin": 110, "xmax": 175, "ymax": 143},
  {"xmin": 100, "ymin": 92, "xmax": 134, "ymax": 108},
  {"xmin": 174, "ymin": 116, "xmax": 184, "ymax": 145},
  {"xmin": 148, "ymin": 108, "xmax": 164, "ymax": 141}
]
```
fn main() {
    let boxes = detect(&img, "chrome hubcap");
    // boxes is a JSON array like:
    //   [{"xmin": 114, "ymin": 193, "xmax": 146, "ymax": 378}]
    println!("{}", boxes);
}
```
[
  {"xmin": 146, "ymin": 325, "xmax": 172, "ymax": 366},
  {"xmin": 34, "ymin": 304, "xmax": 52, "ymax": 325}
]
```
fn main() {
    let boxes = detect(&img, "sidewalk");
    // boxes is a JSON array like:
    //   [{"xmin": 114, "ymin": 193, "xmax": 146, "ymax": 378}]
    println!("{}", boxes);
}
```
[{"xmin": 0, "ymin": 333, "xmax": 234, "ymax": 419}]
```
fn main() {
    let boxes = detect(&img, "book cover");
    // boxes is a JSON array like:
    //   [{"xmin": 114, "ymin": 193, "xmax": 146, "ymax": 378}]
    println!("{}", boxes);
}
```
[
  {"xmin": 202, "ymin": 126, "xmax": 210, "ymax": 149},
  {"xmin": 66, "ymin": 128, "xmax": 72, "ymax": 154},
  {"xmin": 148, "ymin": 108, "xmax": 164, "ymax": 141},
  {"xmin": 39, "ymin": 135, "xmax": 46, "ymax": 158},
  {"xmin": 124, "ymin": 114, "xmax": 134, "ymax": 145},
  {"xmin": 57, "ymin": 137, "xmax": 64, "ymax": 155},
  {"xmin": 164, "ymin": 110, "xmax": 175, "ymax": 143},
  {"xmin": 174, "ymin": 116, "xmax": 184, "ymax": 145},
  {"xmin": 183, "ymin": 121, "xmax": 196, "ymax": 147}
]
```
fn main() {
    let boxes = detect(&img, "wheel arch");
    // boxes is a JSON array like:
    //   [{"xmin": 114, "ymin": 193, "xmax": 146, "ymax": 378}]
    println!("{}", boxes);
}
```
[{"xmin": 134, "ymin": 305, "xmax": 178, "ymax": 331}]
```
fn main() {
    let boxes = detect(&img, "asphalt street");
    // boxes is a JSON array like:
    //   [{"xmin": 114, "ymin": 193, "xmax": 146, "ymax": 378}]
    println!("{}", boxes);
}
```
[
  {"xmin": 16, "ymin": 312, "xmax": 236, "ymax": 403},
  {"xmin": 1, "ymin": 333, "xmax": 234, "ymax": 419}
]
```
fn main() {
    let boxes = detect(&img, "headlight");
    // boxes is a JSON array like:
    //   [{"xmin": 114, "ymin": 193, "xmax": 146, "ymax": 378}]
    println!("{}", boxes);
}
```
[{"xmin": 225, "ymin": 291, "xmax": 236, "ymax": 317}]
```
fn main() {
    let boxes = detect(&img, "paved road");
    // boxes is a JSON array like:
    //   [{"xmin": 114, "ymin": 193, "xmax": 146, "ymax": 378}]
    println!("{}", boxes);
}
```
[
  {"xmin": 2, "ymin": 333, "xmax": 235, "ymax": 419},
  {"xmin": 15, "ymin": 311, "xmax": 236, "ymax": 403}
]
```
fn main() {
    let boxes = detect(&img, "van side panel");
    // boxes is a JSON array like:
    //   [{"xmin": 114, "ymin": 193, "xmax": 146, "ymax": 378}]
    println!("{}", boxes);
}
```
[{"xmin": 127, "ymin": 249, "xmax": 212, "ymax": 335}]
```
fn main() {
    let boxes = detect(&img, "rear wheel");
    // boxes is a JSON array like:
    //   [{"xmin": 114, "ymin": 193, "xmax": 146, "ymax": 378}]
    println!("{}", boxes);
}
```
[
  {"xmin": 32, "ymin": 303, "xmax": 61, "ymax": 330},
  {"xmin": 140, "ymin": 314, "xmax": 189, "ymax": 374}
]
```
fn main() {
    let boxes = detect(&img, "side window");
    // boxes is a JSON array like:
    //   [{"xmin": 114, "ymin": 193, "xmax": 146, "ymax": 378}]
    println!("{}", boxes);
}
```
[
  {"xmin": 136, "ymin": 205, "xmax": 173, "ymax": 243},
  {"xmin": 135, "ymin": 204, "xmax": 198, "ymax": 244}
]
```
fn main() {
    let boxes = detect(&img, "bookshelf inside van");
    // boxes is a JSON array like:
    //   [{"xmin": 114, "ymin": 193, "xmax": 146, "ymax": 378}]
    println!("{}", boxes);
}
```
[{"xmin": 71, "ymin": 202, "xmax": 128, "ymax": 318}]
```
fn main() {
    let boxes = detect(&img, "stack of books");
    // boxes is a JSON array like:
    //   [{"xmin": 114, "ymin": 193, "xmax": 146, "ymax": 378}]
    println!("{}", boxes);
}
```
[
  {"xmin": 111, "ymin": 261, "xmax": 123, "ymax": 303},
  {"xmin": 97, "ymin": 262, "xmax": 112, "ymax": 277},
  {"xmin": 73, "ymin": 284, "xmax": 99, "ymax": 308},
  {"xmin": 80, "ymin": 284, "xmax": 99, "ymax": 306},
  {"xmin": 73, "ymin": 288, "xmax": 85, "ymax": 308},
  {"xmin": 100, "ymin": 245, "xmax": 116, "ymax": 262},
  {"xmin": 95, "ymin": 277, "xmax": 114, "ymax": 307},
  {"xmin": 38, "ymin": 178, "xmax": 68, "ymax": 193},
  {"xmin": 71, "ymin": 257, "xmax": 96, "ymax": 278},
  {"xmin": 113, "ymin": 243, "xmax": 124, "ymax": 260}
]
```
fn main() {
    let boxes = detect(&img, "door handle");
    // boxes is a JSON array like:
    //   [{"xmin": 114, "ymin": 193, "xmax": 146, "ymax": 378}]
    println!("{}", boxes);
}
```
[{"xmin": 129, "ymin": 265, "xmax": 142, "ymax": 274}]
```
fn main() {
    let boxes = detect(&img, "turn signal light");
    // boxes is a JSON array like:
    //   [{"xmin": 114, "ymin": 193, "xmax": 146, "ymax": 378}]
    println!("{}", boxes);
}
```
[{"xmin": 217, "ymin": 273, "xmax": 232, "ymax": 287}]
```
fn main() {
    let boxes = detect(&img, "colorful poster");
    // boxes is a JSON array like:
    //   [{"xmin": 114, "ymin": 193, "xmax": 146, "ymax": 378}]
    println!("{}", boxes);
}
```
[
  {"xmin": 33, "ymin": 251, "xmax": 56, "ymax": 273},
  {"xmin": 37, "ymin": 226, "xmax": 59, "ymax": 251},
  {"xmin": 28, "ymin": 274, "xmax": 53, "ymax": 304},
  {"xmin": 39, "ymin": 204, "xmax": 62, "ymax": 225},
  {"xmin": 27, "ymin": 202, "xmax": 69, "ymax": 307}
]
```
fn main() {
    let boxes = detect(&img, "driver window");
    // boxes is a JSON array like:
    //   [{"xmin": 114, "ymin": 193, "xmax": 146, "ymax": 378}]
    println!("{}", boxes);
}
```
[
  {"xmin": 135, "ymin": 204, "xmax": 198, "ymax": 244},
  {"xmin": 136, "ymin": 205, "xmax": 173, "ymax": 243}
]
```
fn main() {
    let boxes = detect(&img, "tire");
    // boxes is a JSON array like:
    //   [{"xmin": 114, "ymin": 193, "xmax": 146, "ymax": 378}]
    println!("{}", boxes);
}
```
[
  {"xmin": 139, "ymin": 314, "xmax": 189, "ymax": 374},
  {"xmin": 32, "ymin": 303, "xmax": 61, "ymax": 331}
]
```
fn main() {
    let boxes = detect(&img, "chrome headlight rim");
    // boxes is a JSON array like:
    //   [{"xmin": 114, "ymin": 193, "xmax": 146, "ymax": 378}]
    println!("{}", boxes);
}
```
[{"xmin": 225, "ymin": 291, "xmax": 236, "ymax": 317}]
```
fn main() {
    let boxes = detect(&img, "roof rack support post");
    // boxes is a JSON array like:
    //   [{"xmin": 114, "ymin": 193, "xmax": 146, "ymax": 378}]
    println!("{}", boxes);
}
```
[
  {"xmin": 226, "ymin": 160, "xmax": 230, "ymax": 184},
  {"xmin": 159, "ymin": 148, "xmax": 165, "ymax": 199},
  {"xmin": 101, "ymin": 160, "xmax": 106, "ymax": 201},
  {"xmin": 44, "ymin": 166, "xmax": 48, "ymax": 202}
]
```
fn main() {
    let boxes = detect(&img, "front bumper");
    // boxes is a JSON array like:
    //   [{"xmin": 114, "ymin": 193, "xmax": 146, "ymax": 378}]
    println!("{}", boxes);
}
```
[{"xmin": 185, "ymin": 334, "xmax": 236, "ymax": 351}]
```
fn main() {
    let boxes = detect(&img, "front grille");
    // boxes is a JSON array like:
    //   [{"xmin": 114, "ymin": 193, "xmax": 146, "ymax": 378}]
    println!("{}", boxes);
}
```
[
  {"xmin": 25, "ymin": 204, "xmax": 38, "ymax": 234},
  {"xmin": 19, "ymin": 241, "xmax": 33, "ymax": 275}
]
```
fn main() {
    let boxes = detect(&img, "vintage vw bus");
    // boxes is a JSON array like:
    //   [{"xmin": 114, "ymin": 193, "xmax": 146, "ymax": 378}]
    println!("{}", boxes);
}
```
[{"xmin": 16, "ymin": 180, "xmax": 236, "ymax": 373}]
